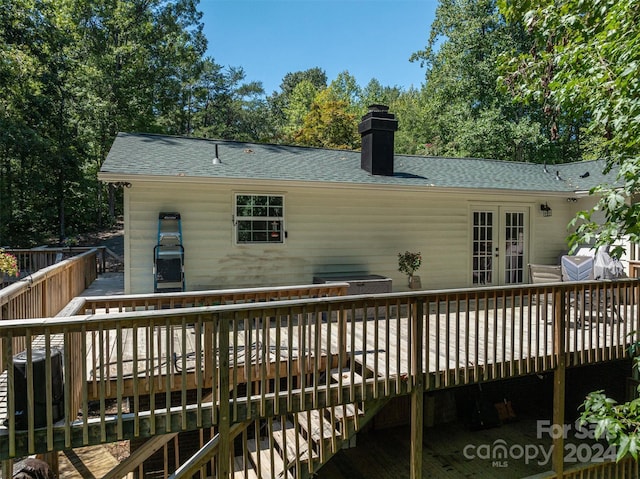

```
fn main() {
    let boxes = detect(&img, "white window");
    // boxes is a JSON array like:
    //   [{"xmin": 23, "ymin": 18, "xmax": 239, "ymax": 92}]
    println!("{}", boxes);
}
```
[{"xmin": 235, "ymin": 194, "xmax": 284, "ymax": 244}]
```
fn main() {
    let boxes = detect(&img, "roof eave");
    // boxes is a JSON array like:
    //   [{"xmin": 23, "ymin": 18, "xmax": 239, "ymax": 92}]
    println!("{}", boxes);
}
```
[{"xmin": 97, "ymin": 172, "xmax": 600, "ymax": 197}]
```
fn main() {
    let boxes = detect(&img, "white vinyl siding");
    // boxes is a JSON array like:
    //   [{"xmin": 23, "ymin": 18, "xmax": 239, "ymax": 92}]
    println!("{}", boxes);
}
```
[{"xmin": 123, "ymin": 182, "xmax": 597, "ymax": 294}]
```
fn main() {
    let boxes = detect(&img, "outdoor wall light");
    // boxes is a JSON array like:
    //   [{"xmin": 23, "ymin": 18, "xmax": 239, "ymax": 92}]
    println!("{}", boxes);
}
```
[
  {"xmin": 540, "ymin": 203, "xmax": 552, "ymax": 217},
  {"xmin": 567, "ymin": 197, "xmax": 577, "ymax": 203}
]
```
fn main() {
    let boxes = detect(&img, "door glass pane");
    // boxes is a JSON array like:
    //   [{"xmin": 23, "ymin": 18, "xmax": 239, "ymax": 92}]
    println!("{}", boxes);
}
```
[
  {"xmin": 473, "ymin": 211, "xmax": 493, "ymax": 284},
  {"xmin": 505, "ymin": 212, "xmax": 525, "ymax": 284}
]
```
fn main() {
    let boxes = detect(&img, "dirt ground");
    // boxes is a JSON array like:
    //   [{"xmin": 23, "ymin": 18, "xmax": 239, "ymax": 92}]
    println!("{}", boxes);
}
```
[{"xmin": 76, "ymin": 222, "xmax": 124, "ymax": 258}]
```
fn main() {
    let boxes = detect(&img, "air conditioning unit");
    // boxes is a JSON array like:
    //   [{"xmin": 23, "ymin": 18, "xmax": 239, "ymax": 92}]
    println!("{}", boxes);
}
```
[{"xmin": 12, "ymin": 348, "xmax": 64, "ymax": 430}]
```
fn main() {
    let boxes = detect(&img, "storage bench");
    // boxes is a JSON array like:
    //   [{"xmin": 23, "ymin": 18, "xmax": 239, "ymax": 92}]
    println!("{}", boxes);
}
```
[{"xmin": 313, "ymin": 273, "xmax": 392, "ymax": 295}]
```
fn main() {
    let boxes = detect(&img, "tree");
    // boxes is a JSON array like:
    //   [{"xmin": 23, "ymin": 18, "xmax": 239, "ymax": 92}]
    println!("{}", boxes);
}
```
[
  {"xmin": 0, "ymin": 0, "xmax": 82, "ymax": 245},
  {"xmin": 498, "ymin": 0, "xmax": 640, "ymax": 256},
  {"xmin": 191, "ymin": 64, "xmax": 267, "ymax": 141},
  {"xmin": 0, "ymin": 0, "xmax": 211, "ymax": 244},
  {"xmin": 278, "ymin": 67, "xmax": 327, "ymax": 98},
  {"xmin": 293, "ymin": 89, "xmax": 359, "ymax": 150},
  {"xmin": 360, "ymin": 79, "xmax": 402, "ymax": 116},
  {"xmin": 499, "ymin": 0, "xmax": 640, "ymax": 460},
  {"xmin": 281, "ymin": 79, "xmax": 320, "ymax": 140},
  {"xmin": 267, "ymin": 67, "xmax": 327, "ymax": 139},
  {"xmin": 411, "ymin": 0, "xmax": 562, "ymax": 162},
  {"xmin": 387, "ymin": 87, "xmax": 432, "ymax": 155},
  {"xmin": 327, "ymin": 71, "xmax": 362, "ymax": 116}
]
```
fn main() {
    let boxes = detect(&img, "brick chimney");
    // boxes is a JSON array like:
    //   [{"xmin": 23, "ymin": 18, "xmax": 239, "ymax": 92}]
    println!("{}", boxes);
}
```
[{"xmin": 358, "ymin": 104, "xmax": 398, "ymax": 176}]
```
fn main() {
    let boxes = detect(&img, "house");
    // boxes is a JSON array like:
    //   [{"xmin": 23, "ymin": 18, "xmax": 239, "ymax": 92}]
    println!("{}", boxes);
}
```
[{"xmin": 98, "ymin": 105, "xmax": 616, "ymax": 294}]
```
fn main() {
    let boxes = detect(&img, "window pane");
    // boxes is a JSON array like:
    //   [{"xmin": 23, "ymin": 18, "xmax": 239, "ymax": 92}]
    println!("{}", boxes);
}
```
[
  {"xmin": 235, "ymin": 195, "xmax": 284, "ymax": 244},
  {"xmin": 252, "ymin": 220, "xmax": 267, "ymax": 231},
  {"xmin": 253, "ymin": 231, "xmax": 267, "ymax": 242},
  {"xmin": 505, "ymin": 212, "xmax": 525, "ymax": 284},
  {"xmin": 269, "ymin": 206, "xmax": 283, "ymax": 217},
  {"xmin": 473, "ymin": 211, "xmax": 493, "ymax": 284}
]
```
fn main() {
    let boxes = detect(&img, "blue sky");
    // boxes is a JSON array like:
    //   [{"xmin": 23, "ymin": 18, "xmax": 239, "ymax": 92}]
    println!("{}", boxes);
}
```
[{"xmin": 199, "ymin": 1, "xmax": 438, "ymax": 95}]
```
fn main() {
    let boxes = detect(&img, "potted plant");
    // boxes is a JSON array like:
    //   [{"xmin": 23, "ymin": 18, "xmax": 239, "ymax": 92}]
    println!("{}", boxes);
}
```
[
  {"xmin": 0, "ymin": 248, "xmax": 19, "ymax": 282},
  {"xmin": 398, "ymin": 251, "xmax": 422, "ymax": 289}
]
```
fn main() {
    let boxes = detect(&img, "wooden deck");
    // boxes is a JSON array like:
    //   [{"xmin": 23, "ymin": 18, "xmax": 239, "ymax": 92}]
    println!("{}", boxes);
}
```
[
  {"xmin": 89, "ymin": 299, "xmax": 633, "ymax": 401},
  {"xmin": 84, "ymin": 322, "xmax": 340, "ymax": 400},
  {"xmin": 1, "ymin": 275, "xmax": 639, "ymax": 478},
  {"xmin": 58, "ymin": 444, "xmax": 131, "ymax": 479},
  {"xmin": 3, "ymin": 282, "xmax": 630, "ymax": 419}
]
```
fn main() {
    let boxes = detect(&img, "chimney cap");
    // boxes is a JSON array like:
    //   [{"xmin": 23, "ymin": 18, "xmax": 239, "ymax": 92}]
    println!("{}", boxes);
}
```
[{"xmin": 367, "ymin": 104, "xmax": 389, "ymax": 113}]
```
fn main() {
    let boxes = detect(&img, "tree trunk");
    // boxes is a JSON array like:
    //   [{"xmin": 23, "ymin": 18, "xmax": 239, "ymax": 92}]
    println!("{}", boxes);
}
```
[{"xmin": 108, "ymin": 183, "xmax": 116, "ymax": 220}]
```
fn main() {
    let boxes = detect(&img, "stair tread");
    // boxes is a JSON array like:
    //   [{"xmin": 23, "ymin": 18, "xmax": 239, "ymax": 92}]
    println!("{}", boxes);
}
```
[
  {"xmin": 330, "ymin": 368, "xmax": 364, "ymax": 386},
  {"xmin": 272, "ymin": 419, "xmax": 318, "ymax": 463},
  {"xmin": 233, "ymin": 456, "xmax": 259, "ymax": 479},
  {"xmin": 247, "ymin": 438, "xmax": 294, "ymax": 479},
  {"xmin": 296, "ymin": 410, "xmax": 335, "ymax": 442},
  {"xmin": 331, "ymin": 403, "xmax": 363, "ymax": 422}
]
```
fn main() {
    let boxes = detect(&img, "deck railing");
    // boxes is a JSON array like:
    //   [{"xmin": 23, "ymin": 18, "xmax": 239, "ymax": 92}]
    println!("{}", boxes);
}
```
[
  {"xmin": 0, "ymin": 248, "xmax": 100, "ymax": 374},
  {"xmin": 2, "ymin": 247, "xmax": 106, "ymax": 279},
  {"xmin": 561, "ymin": 455, "xmax": 639, "ymax": 478},
  {"xmin": 0, "ymin": 279, "xmax": 638, "ymax": 467}
]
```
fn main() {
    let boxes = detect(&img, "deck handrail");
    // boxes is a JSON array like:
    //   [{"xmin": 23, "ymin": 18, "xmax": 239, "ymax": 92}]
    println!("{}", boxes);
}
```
[
  {"xmin": 560, "ymin": 454, "xmax": 639, "ymax": 478},
  {"xmin": 0, "ymin": 249, "xmax": 100, "ymax": 313},
  {"xmin": 1, "ymin": 247, "xmax": 107, "ymax": 278},
  {"xmin": 77, "ymin": 282, "xmax": 352, "ymax": 314},
  {"xmin": 0, "ymin": 249, "xmax": 100, "ymax": 377},
  {"xmin": 0, "ymin": 279, "xmax": 637, "ymax": 465}
]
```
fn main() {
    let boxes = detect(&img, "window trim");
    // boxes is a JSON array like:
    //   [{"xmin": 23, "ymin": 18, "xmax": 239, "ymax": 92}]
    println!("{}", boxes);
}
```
[{"xmin": 233, "ymin": 193, "xmax": 285, "ymax": 245}]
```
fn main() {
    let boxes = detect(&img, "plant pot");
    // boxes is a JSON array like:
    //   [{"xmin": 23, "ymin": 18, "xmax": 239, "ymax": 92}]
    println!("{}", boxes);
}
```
[{"xmin": 408, "ymin": 275, "xmax": 422, "ymax": 289}]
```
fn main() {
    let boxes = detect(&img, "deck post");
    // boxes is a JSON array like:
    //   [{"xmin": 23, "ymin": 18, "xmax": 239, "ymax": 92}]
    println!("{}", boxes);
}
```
[
  {"xmin": 552, "ymin": 288, "xmax": 567, "ymax": 477},
  {"xmin": 1, "ymin": 460, "xmax": 13, "ymax": 478},
  {"xmin": 218, "ymin": 312, "xmax": 231, "ymax": 478},
  {"xmin": 410, "ymin": 298, "xmax": 424, "ymax": 479}
]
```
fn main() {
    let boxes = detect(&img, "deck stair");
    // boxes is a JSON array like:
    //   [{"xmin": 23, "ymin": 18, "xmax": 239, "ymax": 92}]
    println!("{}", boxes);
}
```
[
  {"xmin": 234, "ymin": 456, "xmax": 259, "ymax": 478},
  {"xmin": 272, "ymin": 418, "xmax": 317, "ymax": 464},
  {"xmin": 231, "ymin": 368, "xmax": 390, "ymax": 479}
]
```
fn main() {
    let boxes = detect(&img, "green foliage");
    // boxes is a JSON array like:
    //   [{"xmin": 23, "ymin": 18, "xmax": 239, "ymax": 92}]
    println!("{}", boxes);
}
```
[
  {"xmin": 411, "ymin": 0, "xmax": 585, "ymax": 163},
  {"xmin": 278, "ymin": 68, "xmax": 328, "ymax": 98},
  {"xmin": 580, "ymin": 391, "xmax": 640, "ymax": 461},
  {"xmin": 361, "ymin": 79, "xmax": 402, "ymax": 113},
  {"xmin": 502, "ymin": 0, "xmax": 640, "ymax": 456},
  {"xmin": 398, "ymin": 251, "xmax": 422, "ymax": 277},
  {"xmin": 293, "ymin": 89, "xmax": 360, "ymax": 150},
  {"xmin": 267, "ymin": 67, "xmax": 328, "ymax": 139},
  {"xmin": 282, "ymin": 80, "xmax": 320, "ymax": 140},
  {"xmin": 327, "ymin": 71, "xmax": 362, "ymax": 113},
  {"xmin": 0, "ymin": 0, "xmax": 226, "ymax": 245},
  {"xmin": 579, "ymin": 338, "xmax": 640, "ymax": 461},
  {"xmin": 499, "ymin": 0, "xmax": 640, "ymax": 254}
]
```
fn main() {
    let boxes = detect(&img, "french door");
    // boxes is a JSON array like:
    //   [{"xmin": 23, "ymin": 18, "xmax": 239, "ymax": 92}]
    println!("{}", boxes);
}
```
[{"xmin": 472, "ymin": 207, "xmax": 529, "ymax": 286}]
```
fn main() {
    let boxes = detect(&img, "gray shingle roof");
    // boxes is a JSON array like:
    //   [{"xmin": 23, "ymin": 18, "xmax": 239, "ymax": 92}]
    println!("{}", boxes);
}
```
[{"xmin": 99, "ymin": 132, "xmax": 616, "ymax": 193}]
